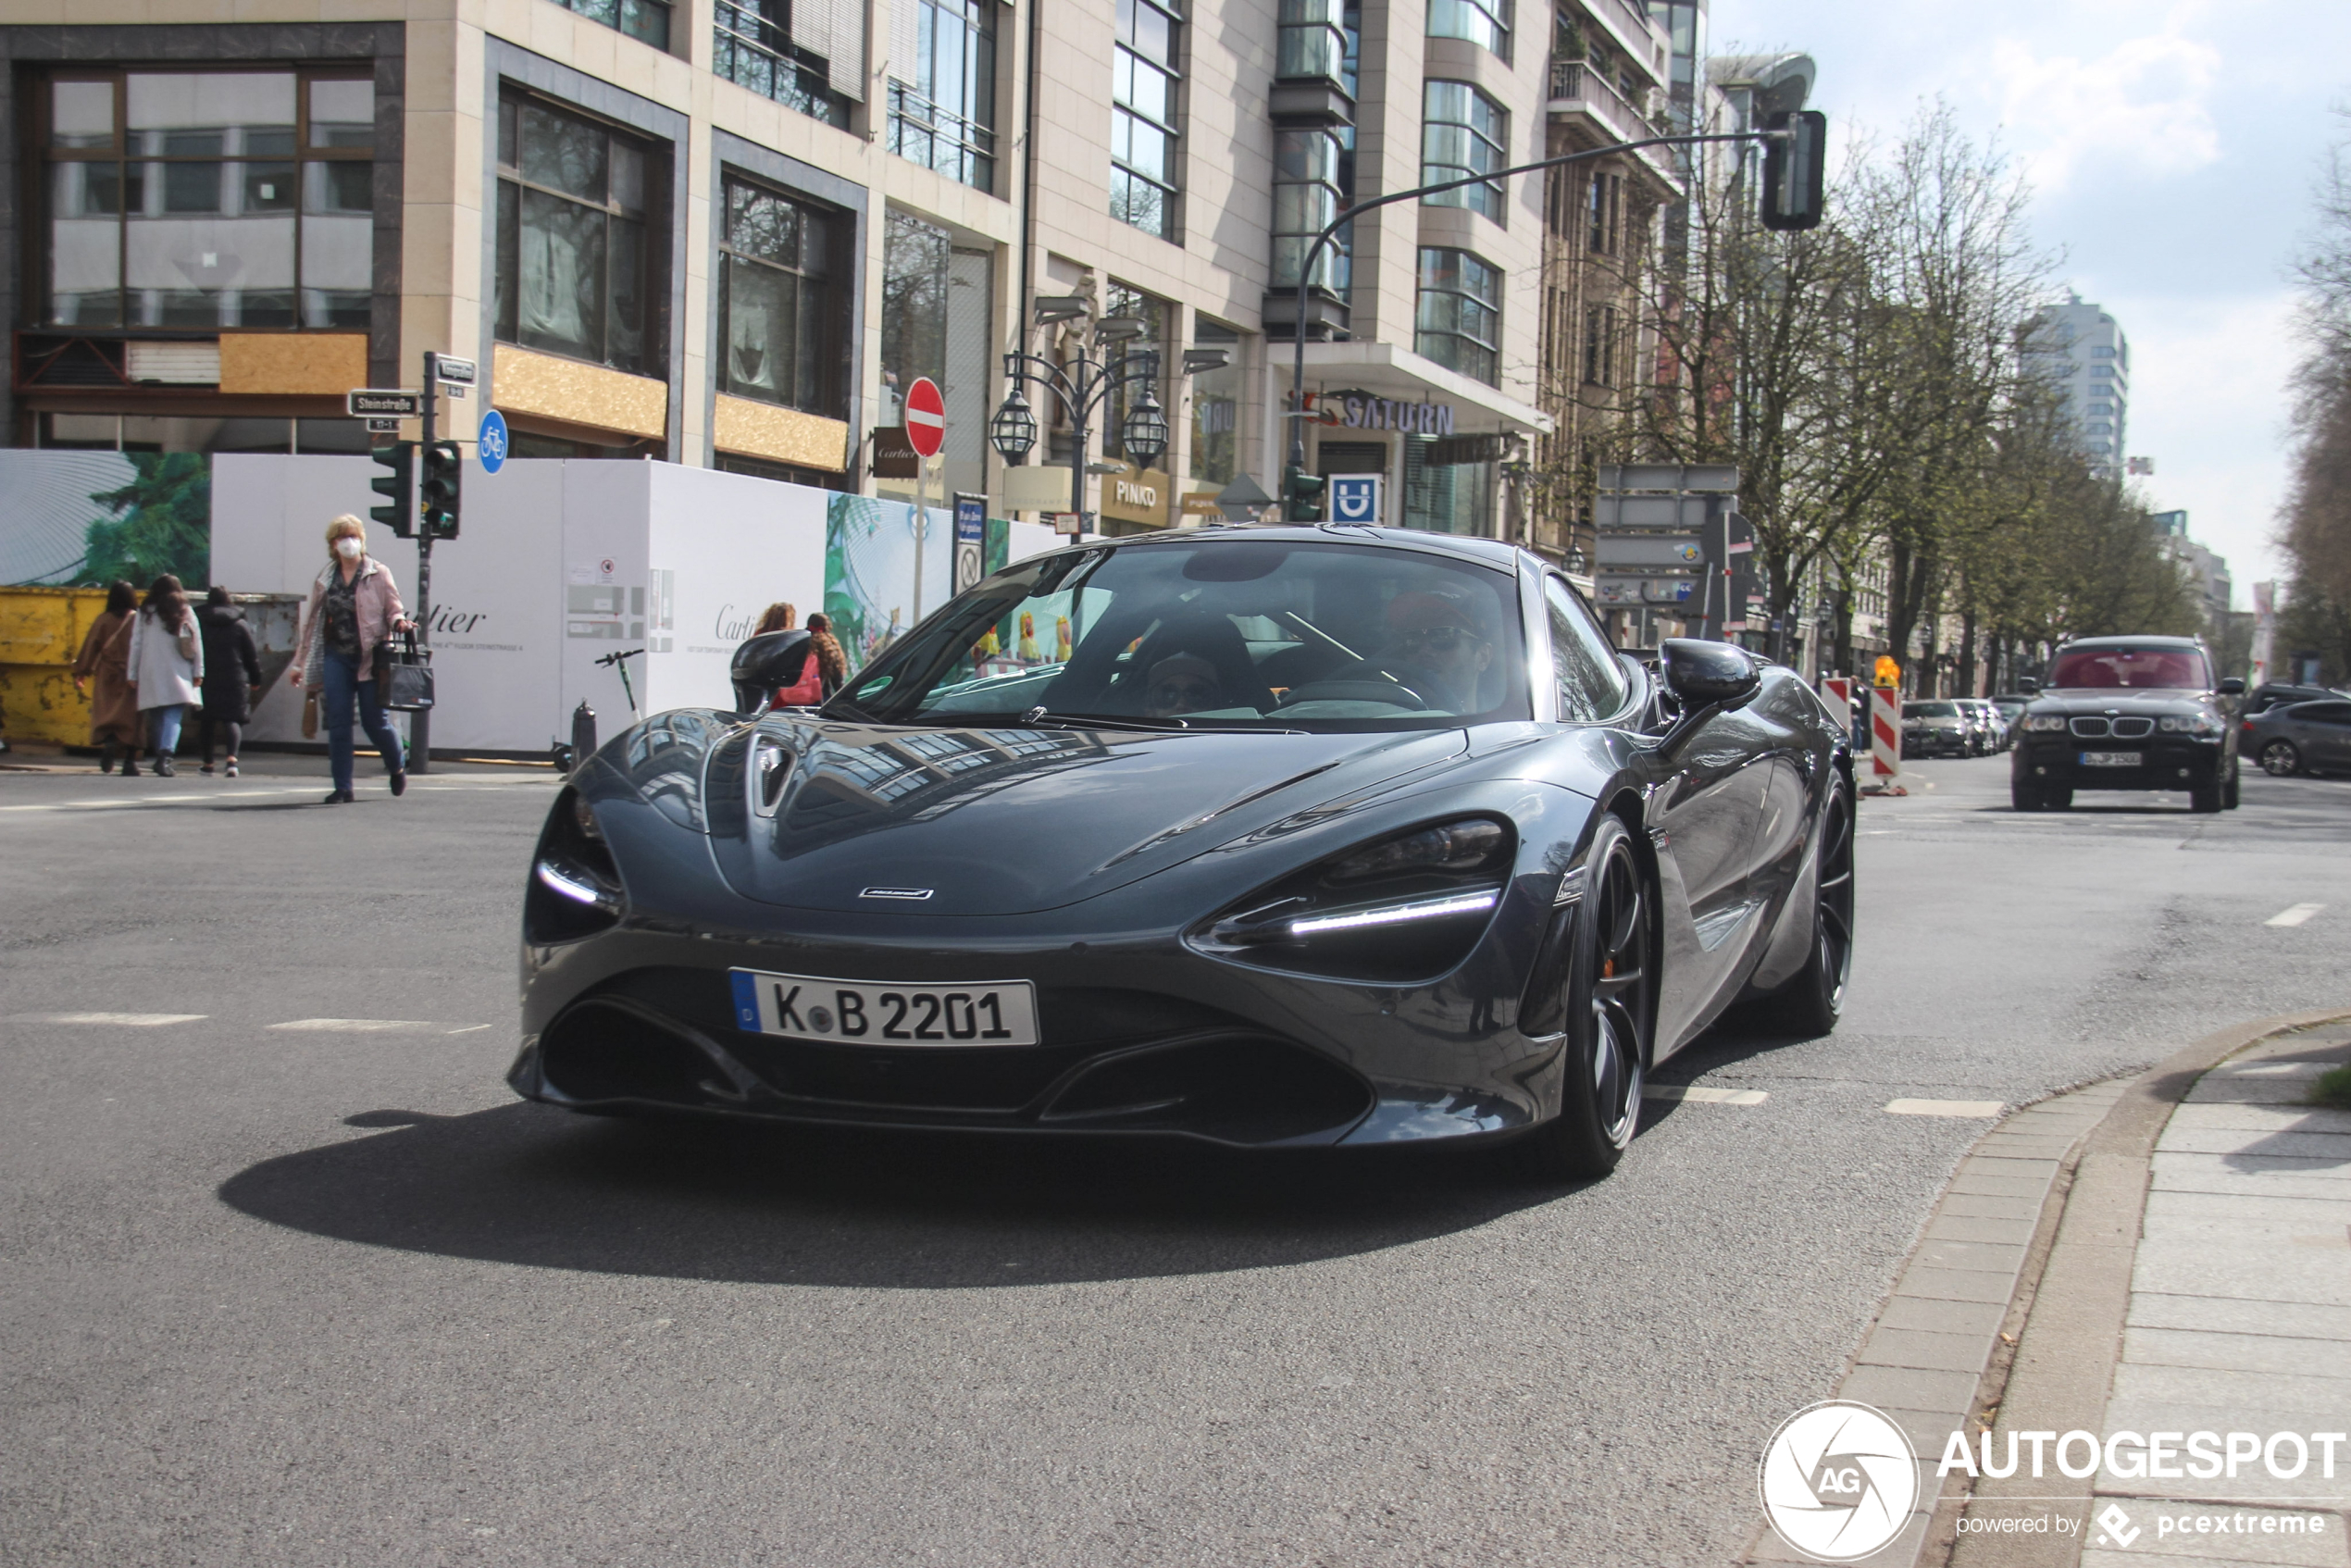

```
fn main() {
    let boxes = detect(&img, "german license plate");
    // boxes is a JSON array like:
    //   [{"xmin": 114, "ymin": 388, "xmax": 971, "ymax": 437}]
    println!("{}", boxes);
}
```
[
  {"xmin": 728, "ymin": 967, "xmax": 1039, "ymax": 1047},
  {"xmin": 2079, "ymin": 751, "xmax": 2141, "ymax": 767}
]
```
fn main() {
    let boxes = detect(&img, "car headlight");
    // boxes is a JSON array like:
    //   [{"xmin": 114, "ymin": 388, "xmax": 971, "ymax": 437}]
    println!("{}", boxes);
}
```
[
  {"xmin": 527, "ymin": 787, "xmax": 627, "ymax": 942},
  {"xmin": 2023, "ymin": 715, "xmax": 2067, "ymax": 732},
  {"xmin": 2158, "ymin": 714, "xmax": 2219, "ymax": 736},
  {"xmin": 1188, "ymin": 816, "xmax": 1514, "ymax": 982}
]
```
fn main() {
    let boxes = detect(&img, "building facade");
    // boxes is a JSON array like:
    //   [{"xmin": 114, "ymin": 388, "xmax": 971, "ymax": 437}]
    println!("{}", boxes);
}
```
[{"xmin": 2, "ymin": 0, "xmax": 1707, "ymax": 541}]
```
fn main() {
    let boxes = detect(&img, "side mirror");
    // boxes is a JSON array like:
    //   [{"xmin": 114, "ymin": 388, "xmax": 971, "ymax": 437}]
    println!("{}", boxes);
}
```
[
  {"xmin": 1660, "ymin": 638, "xmax": 1762, "ymax": 712},
  {"xmin": 2017, "ymin": 676, "xmax": 2039, "ymax": 693},
  {"xmin": 2218, "ymin": 677, "xmax": 2245, "ymax": 696},
  {"xmin": 730, "ymin": 629, "xmax": 813, "ymax": 714}
]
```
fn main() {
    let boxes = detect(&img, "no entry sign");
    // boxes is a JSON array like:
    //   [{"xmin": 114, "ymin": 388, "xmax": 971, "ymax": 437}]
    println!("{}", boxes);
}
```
[{"xmin": 903, "ymin": 377, "xmax": 945, "ymax": 458}]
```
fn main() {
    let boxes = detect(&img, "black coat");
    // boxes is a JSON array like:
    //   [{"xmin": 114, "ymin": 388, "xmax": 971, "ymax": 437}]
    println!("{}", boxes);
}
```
[{"xmin": 196, "ymin": 605, "xmax": 263, "ymax": 721}]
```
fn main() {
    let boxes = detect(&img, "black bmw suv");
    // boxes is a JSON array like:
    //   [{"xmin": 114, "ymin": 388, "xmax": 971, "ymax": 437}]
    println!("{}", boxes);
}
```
[{"xmin": 2010, "ymin": 635, "xmax": 2245, "ymax": 813}]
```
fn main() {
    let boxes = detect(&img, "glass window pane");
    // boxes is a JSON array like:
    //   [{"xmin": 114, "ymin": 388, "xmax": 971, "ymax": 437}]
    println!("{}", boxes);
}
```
[
  {"xmin": 728, "ymin": 184, "xmax": 798, "ymax": 265},
  {"xmin": 520, "ymin": 104, "xmax": 608, "ymax": 204},
  {"xmin": 609, "ymin": 140, "xmax": 646, "ymax": 218},
  {"xmin": 1125, "ymin": 118, "xmax": 1168, "ymax": 180},
  {"xmin": 724, "ymin": 255, "xmax": 793, "ymax": 400},
  {"xmin": 308, "ymin": 79, "xmax": 375, "ymax": 149},
  {"xmin": 1131, "ymin": 3, "xmax": 1171, "ymax": 64},
  {"xmin": 1548, "ymin": 577, "xmax": 1625, "ymax": 720},
  {"xmin": 794, "ymin": 268, "xmax": 827, "ymax": 408},
  {"xmin": 51, "ymin": 81, "xmax": 116, "ymax": 150},
  {"xmin": 162, "ymin": 162, "xmax": 224, "ymax": 214},
  {"xmin": 494, "ymin": 180, "xmax": 519, "ymax": 342},
  {"xmin": 128, "ymin": 73, "xmax": 295, "ymax": 155},
  {"xmin": 498, "ymin": 98, "xmax": 518, "ymax": 170},
  {"xmin": 607, "ymin": 215, "xmax": 646, "ymax": 373},
  {"xmin": 304, "ymin": 159, "xmax": 374, "ymax": 215},
  {"xmin": 48, "ymin": 165, "xmax": 122, "ymax": 326},
  {"xmin": 241, "ymin": 162, "xmax": 296, "ymax": 213},
  {"xmin": 516, "ymin": 186, "xmax": 606, "ymax": 362}
]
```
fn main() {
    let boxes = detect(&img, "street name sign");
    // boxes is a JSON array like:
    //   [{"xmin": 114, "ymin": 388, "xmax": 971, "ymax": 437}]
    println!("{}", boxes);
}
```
[
  {"xmin": 435, "ymin": 356, "xmax": 478, "ymax": 385},
  {"xmin": 348, "ymin": 389, "xmax": 423, "ymax": 417}
]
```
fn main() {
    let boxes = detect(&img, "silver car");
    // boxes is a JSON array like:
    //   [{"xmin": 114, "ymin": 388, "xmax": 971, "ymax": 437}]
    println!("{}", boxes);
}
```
[{"xmin": 2242, "ymin": 697, "xmax": 2351, "ymax": 777}]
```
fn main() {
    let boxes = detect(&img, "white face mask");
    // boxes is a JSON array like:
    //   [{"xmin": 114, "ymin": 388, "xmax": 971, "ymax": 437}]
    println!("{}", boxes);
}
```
[{"xmin": 335, "ymin": 537, "xmax": 364, "ymax": 562}]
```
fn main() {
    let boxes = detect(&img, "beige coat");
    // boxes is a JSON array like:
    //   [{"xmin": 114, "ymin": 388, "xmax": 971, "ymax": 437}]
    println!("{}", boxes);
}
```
[
  {"xmin": 297, "ymin": 556, "xmax": 408, "ymax": 690},
  {"xmin": 72, "ymin": 609, "xmax": 141, "ymax": 742}
]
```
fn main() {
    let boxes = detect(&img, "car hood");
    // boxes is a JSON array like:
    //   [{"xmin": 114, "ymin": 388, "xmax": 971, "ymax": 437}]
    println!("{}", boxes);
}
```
[
  {"xmin": 696, "ymin": 718, "xmax": 1474, "ymax": 915},
  {"xmin": 2027, "ymin": 689, "xmax": 2214, "ymax": 716}
]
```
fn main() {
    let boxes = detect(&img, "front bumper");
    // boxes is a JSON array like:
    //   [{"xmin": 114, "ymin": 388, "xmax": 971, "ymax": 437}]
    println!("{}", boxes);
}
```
[{"xmin": 2011, "ymin": 737, "xmax": 2224, "ymax": 790}]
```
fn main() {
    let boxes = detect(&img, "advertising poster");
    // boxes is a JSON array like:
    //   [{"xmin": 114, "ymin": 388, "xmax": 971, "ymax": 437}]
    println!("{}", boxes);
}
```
[{"xmin": 0, "ymin": 449, "xmax": 211, "ymax": 589}]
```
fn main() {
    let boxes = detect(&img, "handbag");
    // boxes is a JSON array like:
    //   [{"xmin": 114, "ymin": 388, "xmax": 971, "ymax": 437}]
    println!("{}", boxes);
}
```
[
  {"xmin": 374, "ymin": 628, "xmax": 436, "ymax": 712},
  {"xmin": 302, "ymin": 691, "xmax": 319, "ymax": 740}
]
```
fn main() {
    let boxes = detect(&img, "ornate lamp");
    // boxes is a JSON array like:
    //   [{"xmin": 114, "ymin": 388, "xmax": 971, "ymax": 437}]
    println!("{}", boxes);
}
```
[
  {"xmin": 989, "ymin": 389, "xmax": 1039, "ymax": 462},
  {"xmin": 1121, "ymin": 389, "xmax": 1170, "ymax": 469}
]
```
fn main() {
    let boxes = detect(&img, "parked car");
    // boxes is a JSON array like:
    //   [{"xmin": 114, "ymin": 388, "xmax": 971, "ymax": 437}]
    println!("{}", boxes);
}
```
[
  {"xmin": 1901, "ymin": 700, "xmax": 1973, "ymax": 758},
  {"xmin": 510, "ymin": 529, "xmax": 1860, "ymax": 1183},
  {"xmin": 1989, "ymin": 693, "xmax": 2033, "ymax": 734},
  {"xmin": 2241, "ymin": 697, "xmax": 2351, "ymax": 777},
  {"xmin": 2241, "ymin": 682, "xmax": 2342, "ymax": 720},
  {"xmin": 2009, "ymin": 635, "xmax": 2244, "ymax": 812},
  {"xmin": 1960, "ymin": 698, "xmax": 2007, "ymax": 754}
]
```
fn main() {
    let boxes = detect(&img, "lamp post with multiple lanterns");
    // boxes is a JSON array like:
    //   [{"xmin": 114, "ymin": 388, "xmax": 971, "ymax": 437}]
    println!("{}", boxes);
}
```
[{"xmin": 989, "ymin": 295, "xmax": 1225, "ymax": 534}]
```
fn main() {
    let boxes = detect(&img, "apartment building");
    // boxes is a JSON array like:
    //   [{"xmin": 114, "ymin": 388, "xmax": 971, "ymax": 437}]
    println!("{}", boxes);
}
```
[
  {"xmin": 3, "ymin": 0, "xmax": 1696, "ymax": 543},
  {"xmin": 2030, "ymin": 293, "xmax": 2131, "ymax": 469}
]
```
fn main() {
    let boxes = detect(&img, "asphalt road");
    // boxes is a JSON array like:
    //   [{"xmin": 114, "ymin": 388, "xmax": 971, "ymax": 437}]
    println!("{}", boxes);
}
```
[{"xmin": 3, "ymin": 751, "xmax": 2346, "ymax": 1568}]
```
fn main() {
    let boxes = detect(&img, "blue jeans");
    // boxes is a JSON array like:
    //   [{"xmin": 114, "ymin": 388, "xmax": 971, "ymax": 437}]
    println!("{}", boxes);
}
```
[
  {"xmin": 321, "ymin": 650, "xmax": 404, "ymax": 793},
  {"xmin": 145, "ymin": 703, "xmax": 186, "ymax": 755}
]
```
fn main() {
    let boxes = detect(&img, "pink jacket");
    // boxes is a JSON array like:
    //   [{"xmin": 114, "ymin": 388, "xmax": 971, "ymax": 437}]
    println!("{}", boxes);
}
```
[{"xmin": 297, "ymin": 556, "xmax": 408, "ymax": 689}]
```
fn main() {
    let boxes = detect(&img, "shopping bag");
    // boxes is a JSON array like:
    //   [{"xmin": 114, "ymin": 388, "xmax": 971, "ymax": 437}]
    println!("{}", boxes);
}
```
[{"xmin": 374, "ymin": 628, "xmax": 435, "ymax": 712}]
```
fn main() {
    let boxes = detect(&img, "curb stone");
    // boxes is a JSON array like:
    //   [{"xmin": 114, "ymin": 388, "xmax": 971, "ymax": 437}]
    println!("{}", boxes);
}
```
[{"xmin": 1742, "ymin": 1008, "xmax": 2351, "ymax": 1568}]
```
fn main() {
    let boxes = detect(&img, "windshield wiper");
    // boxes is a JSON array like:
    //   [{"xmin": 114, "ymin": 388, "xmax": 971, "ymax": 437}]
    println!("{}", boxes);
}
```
[{"xmin": 1018, "ymin": 707, "xmax": 1299, "ymax": 735}]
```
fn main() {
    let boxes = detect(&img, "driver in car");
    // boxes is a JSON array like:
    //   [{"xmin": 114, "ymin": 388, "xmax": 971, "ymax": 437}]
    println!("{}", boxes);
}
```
[
  {"xmin": 1143, "ymin": 652, "xmax": 1229, "ymax": 719},
  {"xmin": 1380, "ymin": 589, "xmax": 1495, "ymax": 713}
]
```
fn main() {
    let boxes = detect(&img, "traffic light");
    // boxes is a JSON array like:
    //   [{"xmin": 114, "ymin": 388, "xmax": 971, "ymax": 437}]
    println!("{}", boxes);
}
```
[
  {"xmin": 369, "ymin": 442, "xmax": 415, "ymax": 539},
  {"xmin": 1760, "ymin": 109, "xmax": 1827, "ymax": 231},
  {"xmin": 419, "ymin": 439, "xmax": 462, "ymax": 539},
  {"xmin": 1284, "ymin": 467, "xmax": 1326, "ymax": 523}
]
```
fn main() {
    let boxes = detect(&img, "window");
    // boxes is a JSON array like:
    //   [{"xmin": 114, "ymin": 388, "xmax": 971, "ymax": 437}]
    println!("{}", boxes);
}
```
[
  {"xmin": 714, "ymin": 0, "xmax": 852, "ymax": 128},
  {"xmin": 718, "ymin": 176, "xmax": 844, "ymax": 414},
  {"xmin": 1586, "ymin": 170, "xmax": 1622, "ymax": 255},
  {"xmin": 2087, "ymin": 402, "xmax": 2112, "ymax": 416},
  {"xmin": 1272, "ymin": 128, "xmax": 1347, "ymax": 290},
  {"xmin": 548, "ymin": 0, "xmax": 670, "ymax": 50},
  {"xmin": 1104, "ymin": 282, "xmax": 1170, "ymax": 468},
  {"xmin": 1422, "ymin": 81, "xmax": 1505, "ymax": 224},
  {"xmin": 1277, "ymin": 0, "xmax": 1346, "ymax": 82},
  {"xmin": 1416, "ymin": 247, "xmax": 1499, "ymax": 386},
  {"xmin": 1427, "ymin": 0, "xmax": 1510, "ymax": 60},
  {"xmin": 2086, "ymin": 420, "xmax": 2111, "ymax": 434},
  {"xmin": 40, "ymin": 70, "xmax": 375, "ymax": 330},
  {"xmin": 1547, "ymin": 576, "xmax": 1625, "ymax": 721},
  {"xmin": 1582, "ymin": 304, "xmax": 1615, "ymax": 386},
  {"xmin": 1189, "ymin": 319, "xmax": 1240, "ymax": 485},
  {"xmin": 2091, "ymin": 345, "xmax": 2114, "ymax": 357},
  {"xmin": 889, "ymin": 0, "xmax": 996, "ymax": 192},
  {"xmin": 494, "ymin": 95, "xmax": 659, "ymax": 376},
  {"xmin": 1113, "ymin": 0, "xmax": 1181, "ymax": 238}
]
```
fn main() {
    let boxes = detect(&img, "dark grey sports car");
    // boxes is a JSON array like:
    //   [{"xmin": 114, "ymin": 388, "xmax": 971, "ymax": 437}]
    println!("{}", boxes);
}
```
[{"xmin": 510, "ymin": 529, "xmax": 1856, "ymax": 1178}]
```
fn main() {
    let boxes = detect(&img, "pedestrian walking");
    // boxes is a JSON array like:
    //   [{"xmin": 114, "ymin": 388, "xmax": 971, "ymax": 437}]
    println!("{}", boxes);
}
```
[
  {"xmin": 123, "ymin": 574, "xmax": 203, "ymax": 778},
  {"xmin": 195, "ymin": 586, "xmax": 263, "ymax": 778},
  {"xmin": 291, "ymin": 515, "xmax": 413, "ymax": 804},
  {"xmin": 806, "ymin": 612, "xmax": 849, "ymax": 699},
  {"xmin": 71, "ymin": 580, "xmax": 143, "ymax": 774}
]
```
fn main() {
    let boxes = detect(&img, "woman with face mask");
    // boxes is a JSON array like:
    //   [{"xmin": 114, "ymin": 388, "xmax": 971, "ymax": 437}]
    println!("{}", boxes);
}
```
[{"xmin": 291, "ymin": 515, "xmax": 415, "ymax": 804}]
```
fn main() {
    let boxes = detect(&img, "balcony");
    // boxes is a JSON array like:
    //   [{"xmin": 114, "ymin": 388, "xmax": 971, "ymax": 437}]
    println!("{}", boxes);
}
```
[
  {"xmin": 887, "ymin": 80, "xmax": 996, "ymax": 193},
  {"xmin": 1546, "ymin": 60, "xmax": 1680, "ymax": 194}
]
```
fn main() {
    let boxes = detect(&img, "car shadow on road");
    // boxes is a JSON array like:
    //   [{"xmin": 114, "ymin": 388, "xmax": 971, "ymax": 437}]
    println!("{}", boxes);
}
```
[{"xmin": 216, "ymin": 1101, "xmax": 1570, "ymax": 1288}]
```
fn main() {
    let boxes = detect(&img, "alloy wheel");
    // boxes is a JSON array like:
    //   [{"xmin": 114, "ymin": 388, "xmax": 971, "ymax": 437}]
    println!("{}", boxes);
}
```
[
  {"xmin": 1814, "ymin": 791, "xmax": 1855, "ymax": 1011},
  {"xmin": 1587, "ymin": 836, "xmax": 1651, "ymax": 1149},
  {"xmin": 2261, "ymin": 740, "xmax": 2300, "ymax": 778}
]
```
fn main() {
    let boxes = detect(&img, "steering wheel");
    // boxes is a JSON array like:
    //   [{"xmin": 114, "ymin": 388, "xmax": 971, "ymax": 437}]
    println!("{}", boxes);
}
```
[{"xmin": 1274, "ymin": 677, "xmax": 1431, "ymax": 711}]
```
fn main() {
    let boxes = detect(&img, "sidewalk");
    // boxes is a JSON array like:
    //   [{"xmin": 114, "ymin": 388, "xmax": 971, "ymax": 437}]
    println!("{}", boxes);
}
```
[{"xmin": 1750, "ymin": 1013, "xmax": 2351, "ymax": 1568}]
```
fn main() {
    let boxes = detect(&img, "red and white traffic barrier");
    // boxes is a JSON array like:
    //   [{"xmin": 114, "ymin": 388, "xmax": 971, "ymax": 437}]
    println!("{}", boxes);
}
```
[{"xmin": 1866, "ymin": 685, "xmax": 1906, "ymax": 793}]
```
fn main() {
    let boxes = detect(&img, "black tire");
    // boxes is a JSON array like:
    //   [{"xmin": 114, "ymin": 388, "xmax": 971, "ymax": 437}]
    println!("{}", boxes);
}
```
[
  {"xmin": 2224, "ymin": 765, "xmax": 2241, "ymax": 810},
  {"xmin": 1517, "ymin": 815, "xmax": 1653, "ymax": 1182},
  {"xmin": 2011, "ymin": 778, "xmax": 2042, "ymax": 811},
  {"xmin": 2260, "ymin": 740, "xmax": 2301, "ymax": 778},
  {"xmin": 2190, "ymin": 773, "xmax": 2224, "ymax": 813},
  {"xmin": 2045, "ymin": 786, "xmax": 2073, "ymax": 809},
  {"xmin": 1751, "ymin": 786, "xmax": 1855, "ymax": 1038}
]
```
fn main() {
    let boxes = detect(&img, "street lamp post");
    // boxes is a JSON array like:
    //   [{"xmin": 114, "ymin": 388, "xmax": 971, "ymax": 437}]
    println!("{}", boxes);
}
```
[{"xmin": 989, "ymin": 310, "xmax": 1181, "ymax": 533}]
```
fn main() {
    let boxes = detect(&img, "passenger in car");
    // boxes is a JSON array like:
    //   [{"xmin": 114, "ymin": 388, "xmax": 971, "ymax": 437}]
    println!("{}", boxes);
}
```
[
  {"xmin": 1142, "ymin": 653, "xmax": 1228, "ymax": 718},
  {"xmin": 1380, "ymin": 590, "xmax": 1497, "ymax": 713}
]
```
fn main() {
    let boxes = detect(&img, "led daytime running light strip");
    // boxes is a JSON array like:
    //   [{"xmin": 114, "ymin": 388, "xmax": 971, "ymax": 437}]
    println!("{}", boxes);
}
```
[
  {"xmin": 536, "ymin": 858, "xmax": 620, "ymax": 912},
  {"xmin": 1287, "ymin": 888, "xmax": 1499, "ymax": 938}
]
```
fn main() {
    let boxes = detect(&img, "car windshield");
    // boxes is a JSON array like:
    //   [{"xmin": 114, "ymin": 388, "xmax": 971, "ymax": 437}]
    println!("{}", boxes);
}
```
[
  {"xmin": 1906, "ymin": 702, "xmax": 1959, "ymax": 717},
  {"xmin": 2046, "ymin": 646, "xmax": 2209, "ymax": 691},
  {"xmin": 828, "ymin": 539, "xmax": 1530, "ymax": 732}
]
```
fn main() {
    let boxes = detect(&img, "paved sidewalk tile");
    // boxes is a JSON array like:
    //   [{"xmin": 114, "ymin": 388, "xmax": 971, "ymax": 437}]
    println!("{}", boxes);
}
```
[
  {"xmin": 2143, "ymin": 1190, "xmax": 2351, "ymax": 1226},
  {"xmin": 1879, "ymin": 1296, "xmax": 2009, "ymax": 1337},
  {"xmin": 2110, "ymin": 1361, "xmax": 2351, "ymax": 1419},
  {"xmin": 2123, "ymin": 1325, "xmax": 2351, "ymax": 1377},
  {"xmin": 1897, "ymin": 1265, "xmax": 2024, "ymax": 1305},
  {"xmin": 2157, "ymin": 1126, "xmax": 2351, "ymax": 1160},
  {"xmin": 2129, "ymin": 1294, "xmax": 2351, "ymax": 1340},
  {"xmin": 1857, "ymin": 1325, "xmax": 1996, "ymax": 1374},
  {"xmin": 1927, "ymin": 1213, "xmax": 2043, "ymax": 1245},
  {"xmin": 2168, "ymin": 1103, "xmax": 2351, "ymax": 1136},
  {"xmin": 2151, "ymin": 1156, "xmax": 2351, "ymax": 1201},
  {"xmin": 1939, "ymin": 1191, "xmax": 2048, "ymax": 1222},
  {"xmin": 2133, "ymin": 1244, "xmax": 2351, "ymax": 1306}
]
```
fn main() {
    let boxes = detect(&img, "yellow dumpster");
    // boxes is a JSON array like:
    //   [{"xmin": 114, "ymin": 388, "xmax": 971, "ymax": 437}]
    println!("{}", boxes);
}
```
[
  {"xmin": 0, "ymin": 587, "xmax": 305, "ymax": 748},
  {"xmin": 0, "ymin": 586, "xmax": 111, "ymax": 746}
]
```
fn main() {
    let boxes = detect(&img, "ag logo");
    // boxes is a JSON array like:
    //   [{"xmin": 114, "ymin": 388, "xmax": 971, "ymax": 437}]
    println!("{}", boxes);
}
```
[{"xmin": 1759, "ymin": 1400, "xmax": 1919, "ymax": 1562}]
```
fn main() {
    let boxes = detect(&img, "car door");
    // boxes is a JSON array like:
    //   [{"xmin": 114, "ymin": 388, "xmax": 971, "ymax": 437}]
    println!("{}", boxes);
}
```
[{"xmin": 2300, "ymin": 702, "xmax": 2351, "ymax": 768}]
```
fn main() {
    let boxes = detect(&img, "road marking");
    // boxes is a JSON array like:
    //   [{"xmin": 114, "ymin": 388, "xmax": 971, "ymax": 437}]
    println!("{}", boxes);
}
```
[
  {"xmin": 10, "ymin": 1011, "xmax": 205, "ymax": 1027},
  {"xmin": 267, "ymin": 1017, "xmax": 440, "ymax": 1033},
  {"xmin": 2266, "ymin": 902, "xmax": 2327, "ymax": 927},
  {"xmin": 1644, "ymin": 1084, "xmax": 1769, "ymax": 1105},
  {"xmin": 446, "ymin": 1024, "xmax": 492, "ymax": 1034},
  {"xmin": 1885, "ymin": 1098, "xmax": 2005, "ymax": 1117}
]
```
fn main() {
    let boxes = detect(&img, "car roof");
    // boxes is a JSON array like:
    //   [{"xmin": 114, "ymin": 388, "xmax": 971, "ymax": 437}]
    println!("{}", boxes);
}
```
[
  {"xmin": 1019, "ymin": 524, "xmax": 1536, "ymax": 575},
  {"xmin": 2054, "ymin": 635, "xmax": 2207, "ymax": 651}
]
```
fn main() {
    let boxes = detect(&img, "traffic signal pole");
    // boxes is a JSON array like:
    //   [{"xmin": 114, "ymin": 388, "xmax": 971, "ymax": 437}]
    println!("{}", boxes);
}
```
[{"xmin": 412, "ymin": 349, "xmax": 437, "ymax": 774}]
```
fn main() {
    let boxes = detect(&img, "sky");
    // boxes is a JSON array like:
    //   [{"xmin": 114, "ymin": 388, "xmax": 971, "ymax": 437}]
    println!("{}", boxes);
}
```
[{"xmin": 1711, "ymin": 0, "xmax": 2351, "ymax": 605}]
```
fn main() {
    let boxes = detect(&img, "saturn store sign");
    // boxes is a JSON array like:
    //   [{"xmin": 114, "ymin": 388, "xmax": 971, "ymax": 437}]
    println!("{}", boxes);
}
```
[{"xmin": 1101, "ymin": 463, "xmax": 1173, "ymax": 527}]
